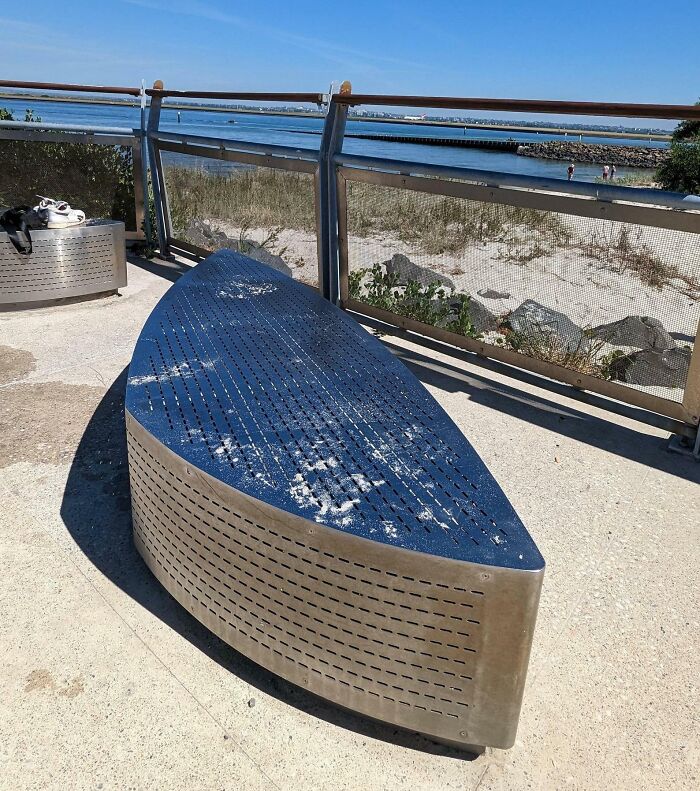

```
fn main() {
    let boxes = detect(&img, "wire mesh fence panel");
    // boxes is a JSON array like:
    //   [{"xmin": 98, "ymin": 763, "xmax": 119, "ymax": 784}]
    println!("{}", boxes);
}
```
[
  {"xmin": 344, "ymin": 180, "xmax": 700, "ymax": 406},
  {"xmin": 0, "ymin": 139, "xmax": 137, "ymax": 231},
  {"xmin": 161, "ymin": 152, "xmax": 319, "ymax": 287}
]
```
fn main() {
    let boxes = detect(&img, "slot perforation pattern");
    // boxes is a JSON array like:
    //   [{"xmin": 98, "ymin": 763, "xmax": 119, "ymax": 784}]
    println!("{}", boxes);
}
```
[
  {"xmin": 0, "ymin": 221, "xmax": 124, "ymax": 302},
  {"xmin": 128, "ymin": 426, "xmax": 481, "ymax": 721}
]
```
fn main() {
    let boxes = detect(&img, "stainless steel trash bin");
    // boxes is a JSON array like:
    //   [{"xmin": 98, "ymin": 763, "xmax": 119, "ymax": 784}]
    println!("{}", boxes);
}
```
[{"xmin": 0, "ymin": 219, "xmax": 127, "ymax": 306}]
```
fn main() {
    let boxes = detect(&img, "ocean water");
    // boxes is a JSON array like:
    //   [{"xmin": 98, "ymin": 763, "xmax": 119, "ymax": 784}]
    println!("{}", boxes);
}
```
[{"xmin": 0, "ymin": 97, "xmax": 667, "ymax": 183}]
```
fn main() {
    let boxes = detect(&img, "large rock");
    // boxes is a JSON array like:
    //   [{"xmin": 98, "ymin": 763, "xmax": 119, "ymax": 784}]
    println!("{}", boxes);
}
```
[
  {"xmin": 184, "ymin": 219, "xmax": 292, "ymax": 277},
  {"xmin": 477, "ymin": 288, "xmax": 511, "ymax": 300},
  {"xmin": 610, "ymin": 347, "xmax": 691, "ymax": 388},
  {"xmin": 506, "ymin": 300, "xmax": 587, "ymax": 353},
  {"xmin": 235, "ymin": 242, "xmax": 292, "ymax": 277},
  {"xmin": 517, "ymin": 141, "xmax": 668, "ymax": 169},
  {"xmin": 382, "ymin": 253, "xmax": 455, "ymax": 291},
  {"xmin": 592, "ymin": 316, "xmax": 675, "ymax": 350},
  {"xmin": 459, "ymin": 297, "xmax": 498, "ymax": 334},
  {"xmin": 185, "ymin": 218, "xmax": 228, "ymax": 250}
]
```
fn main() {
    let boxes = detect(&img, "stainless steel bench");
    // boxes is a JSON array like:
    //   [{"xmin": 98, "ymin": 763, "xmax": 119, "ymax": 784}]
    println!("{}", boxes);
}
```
[
  {"xmin": 125, "ymin": 249, "xmax": 544, "ymax": 751},
  {"xmin": 0, "ymin": 219, "xmax": 126, "ymax": 306}
]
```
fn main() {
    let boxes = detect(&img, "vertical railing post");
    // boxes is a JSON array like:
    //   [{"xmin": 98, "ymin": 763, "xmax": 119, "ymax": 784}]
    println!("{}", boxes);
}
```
[
  {"xmin": 146, "ymin": 80, "xmax": 172, "ymax": 258},
  {"xmin": 138, "ymin": 81, "xmax": 152, "ymax": 244},
  {"xmin": 336, "ymin": 170, "xmax": 349, "ymax": 307},
  {"xmin": 682, "ymin": 315, "xmax": 700, "ymax": 457},
  {"xmin": 317, "ymin": 81, "xmax": 351, "ymax": 303}
]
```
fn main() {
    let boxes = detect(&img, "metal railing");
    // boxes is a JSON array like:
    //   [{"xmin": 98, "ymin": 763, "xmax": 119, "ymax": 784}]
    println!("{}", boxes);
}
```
[
  {"xmin": 2, "ymin": 79, "xmax": 699, "ymax": 448},
  {"xmin": 321, "ymin": 93, "xmax": 700, "ymax": 448},
  {"xmin": 145, "ymin": 87, "xmax": 323, "ymax": 278},
  {"xmin": 141, "ymin": 83, "xmax": 700, "ymax": 446},
  {"xmin": 331, "ymin": 93, "xmax": 700, "ymax": 119},
  {"xmin": 0, "ymin": 80, "xmax": 147, "ymax": 240}
]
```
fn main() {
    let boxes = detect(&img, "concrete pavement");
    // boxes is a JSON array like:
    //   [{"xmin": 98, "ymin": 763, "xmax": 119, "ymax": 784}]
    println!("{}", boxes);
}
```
[{"xmin": 1, "ymin": 256, "xmax": 698, "ymax": 790}]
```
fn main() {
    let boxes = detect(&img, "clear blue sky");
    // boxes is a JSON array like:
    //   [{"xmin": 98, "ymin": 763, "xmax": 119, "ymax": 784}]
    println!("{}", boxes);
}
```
[{"xmin": 2, "ymin": 1, "xmax": 699, "ymax": 123}]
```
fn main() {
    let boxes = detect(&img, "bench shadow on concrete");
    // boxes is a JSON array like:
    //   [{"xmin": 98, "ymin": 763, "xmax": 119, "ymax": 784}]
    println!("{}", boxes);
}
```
[
  {"xmin": 59, "ymin": 367, "xmax": 477, "ymax": 761},
  {"xmin": 382, "ymin": 338, "xmax": 700, "ymax": 484}
]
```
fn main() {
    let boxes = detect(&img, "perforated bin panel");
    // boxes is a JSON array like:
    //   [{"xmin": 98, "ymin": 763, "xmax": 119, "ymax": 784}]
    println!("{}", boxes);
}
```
[
  {"xmin": 125, "ymin": 249, "xmax": 544, "ymax": 749},
  {"xmin": 0, "ymin": 220, "xmax": 126, "ymax": 304}
]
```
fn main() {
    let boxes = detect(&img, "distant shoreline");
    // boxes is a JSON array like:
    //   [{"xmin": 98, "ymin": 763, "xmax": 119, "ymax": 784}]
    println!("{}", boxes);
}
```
[{"xmin": 0, "ymin": 91, "xmax": 672, "ymax": 142}]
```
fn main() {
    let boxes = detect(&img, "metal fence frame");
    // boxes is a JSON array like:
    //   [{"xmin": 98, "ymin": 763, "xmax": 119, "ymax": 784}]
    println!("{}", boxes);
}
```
[
  {"xmin": 150, "ymin": 132, "xmax": 321, "ymax": 269},
  {"xmin": 144, "ymin": 87, "xmax": 326, "ymax": 283},
  {"xmin": 313, "ymin": 93, "xmax": 700, "ymax": 447},
  {"xmin": 7, "ymin": 81, "xmax": 696, "ymax": 445},
  {"xmin": 334, "ymin": 162, "xmax": 700, "ymax": 433}
]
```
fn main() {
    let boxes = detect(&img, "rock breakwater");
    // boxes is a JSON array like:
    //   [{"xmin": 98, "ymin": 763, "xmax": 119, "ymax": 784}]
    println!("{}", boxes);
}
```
[{"xmin": 517, "ymin": 141, "xmax": 668, "ymax": 168}]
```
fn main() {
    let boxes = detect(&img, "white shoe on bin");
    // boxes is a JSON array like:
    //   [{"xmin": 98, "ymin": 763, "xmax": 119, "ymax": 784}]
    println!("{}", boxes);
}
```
[{"xmin": 34, "ymin": 196, "xmax": 86, "ymax": 228}]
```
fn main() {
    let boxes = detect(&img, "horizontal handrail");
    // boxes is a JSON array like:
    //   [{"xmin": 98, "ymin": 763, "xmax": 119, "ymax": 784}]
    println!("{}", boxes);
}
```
[
  {"xmin": 0, "ymin": 92, "xmax": 139, "ymax": 109},
  {"xmin": 0, "ymin": 120, "xmax": 138, "ymax": 136},
  {"xmin": 331, "ymin": 94, "xmax": 700, "ymax": 121},
  {"xmin": 335, "ymin": 152, "xmax": 700, "ymax": 212},
  {"xmin": 147, "ymin": 89, "xmax": 324, "ymax": 104},
  {"xmin": 0, "ymin": 80, "xmax": 141, "ymax": 96},
  {"xmin": 151, "ymin": 130, "xmax": 319, "ymax": 162},
  {"xmin": 3, "ymin": 82, "xmax": 697, "ymax": 119}
]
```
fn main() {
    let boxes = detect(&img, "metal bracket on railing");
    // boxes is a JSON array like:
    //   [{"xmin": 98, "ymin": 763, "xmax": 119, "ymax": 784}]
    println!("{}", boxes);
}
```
[
  {"xmin": 317, "ymin": 81, "xmax": 351, "ymax": 303},
  {"xmin": 146, "ymin": 80, "xmax": 173, "ymax": 259},
  {"xmin": 668, "ymin": 429, "xmax": 700, "ymax": 460},
  {"xmin": 139, "ymin": 81, "xmax": 152, "ymax": 244}
]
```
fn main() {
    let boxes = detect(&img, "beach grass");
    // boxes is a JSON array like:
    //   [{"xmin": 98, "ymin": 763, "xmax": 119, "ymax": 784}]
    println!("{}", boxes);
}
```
[
  {"xmin": 165, "ymin": 164, "xmax": 698, "ymax": 298},
  {"xmin": 167, "ymin": 166, "xmax": 318, "ymax": 235},
  {"xmin": 166, "ymin": 165, "xmax": 571, "ymax": 254},
  {"xmin": 581, "ymin": 224, "xmax": 700, "ymax": 295}
]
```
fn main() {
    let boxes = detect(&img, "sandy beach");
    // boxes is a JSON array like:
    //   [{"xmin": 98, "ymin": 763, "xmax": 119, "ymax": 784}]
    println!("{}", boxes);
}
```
[{"xmin": 208, "ymin": 217, "xmax": 699, "ymax": 333}]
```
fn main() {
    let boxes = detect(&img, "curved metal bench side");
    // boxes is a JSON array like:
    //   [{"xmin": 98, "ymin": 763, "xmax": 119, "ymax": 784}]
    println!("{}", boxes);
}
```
[
  {"xmin": 127, "ymin": 410, "xmax": 543, "ymax": 750},
  {"xmin": 0, "ymin": 221, "xmax": 126, "ymax": 306}
]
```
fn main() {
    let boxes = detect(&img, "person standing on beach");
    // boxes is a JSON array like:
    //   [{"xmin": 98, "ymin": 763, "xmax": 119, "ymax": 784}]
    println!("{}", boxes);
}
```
[
  {"xmin": 567, "ymin": 162, "xmax": 575, "ymax": 180},
  {"xmin": 602, "ymin": 165, "xmax": 610, "ymax": 180},
  {"xmin": 610, "ymin": 164, "xmax": 616, "ymax": 180}
]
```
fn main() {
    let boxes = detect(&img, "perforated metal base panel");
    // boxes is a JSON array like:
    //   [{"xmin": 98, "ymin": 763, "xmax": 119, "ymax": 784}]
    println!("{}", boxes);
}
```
[
  {"xmin": 0, "ymin": 220, "xmax": 126, "ymax": 305},
  {"xmin": 125, "ymin": 249, "xmax": 544, "ymax": 749}
]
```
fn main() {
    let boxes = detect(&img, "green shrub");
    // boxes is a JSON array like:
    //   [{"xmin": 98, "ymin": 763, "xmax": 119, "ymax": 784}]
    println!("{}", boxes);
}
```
[
  {"xmin": 656, "ymin": 139, "xmax": 700, "ymax": 194},
  {"xmin": 397, "ymin": 279, "xmax": 452, "ymax": 326},
  {"xmin": 656, "ymin": 99, "xmax": 700, "ymax": 194},
  {"xmin": 599, "ymin": 349, "xmax": 630, "ymax": 381},
  {"xmin": 444, "ymin": 293, "xmax": 479, "ymax": 337},
  {"xmin": 0, "ymin": 107, "xmax": 136, "ymax": 228},
  {"xmin": 349, "ymin": 265, "xmax": 481, "ymax": 339}
]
